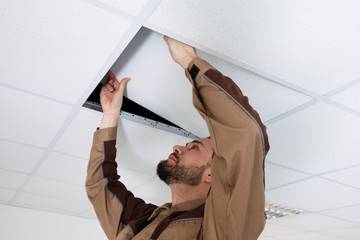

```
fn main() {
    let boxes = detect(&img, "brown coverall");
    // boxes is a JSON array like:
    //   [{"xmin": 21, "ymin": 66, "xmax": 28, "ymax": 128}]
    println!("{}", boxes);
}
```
[{"xmin": 86, "ymin": 57, "xmax": 270, "ymax": 239}]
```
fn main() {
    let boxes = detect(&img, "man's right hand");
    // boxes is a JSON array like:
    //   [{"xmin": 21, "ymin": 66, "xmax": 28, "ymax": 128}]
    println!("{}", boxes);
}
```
[{"xmin": 99, "ymin": 70, "xmax": 131, "ymax": 129}]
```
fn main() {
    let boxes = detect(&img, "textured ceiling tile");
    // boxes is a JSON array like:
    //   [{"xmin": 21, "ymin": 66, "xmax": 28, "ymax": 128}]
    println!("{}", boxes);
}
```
[
  {"xmin": 198, "ymin": 51, "xmax": 313, "ymax": 122},
  {"xmin": 268, "ymin": 213, "xmax": 358, "ymax": 232},
  {"xmin": 320, "ymin": 205, "xmax": 360, "ymax": 224},
  {"xmin": 14, "ymin": 192, "xmax": 91, "ymax": 214},
  {"xmin": 0, "ymin": 169, "xmax": 28, "ymax": 190},
  {"xmin": 321, "ymin": 227, "xmax": 360, "ymax": 240},
  {"xmin": 23, "ymin": 176, "xmax": 88, "ymax": 203},
  {"xmin": 77, "ymin": 208, "xmax": 97, "ymax": 219},
  {"xmin": 265, "ymin": 163, "xmax": 309, "ymax": 190},
  {"xmin": 36, "ymin": 152, "xmax": 88, "ymax": 185},
  {"xmin": 267, "ymin": 102, "xmax": 360, "ymax": 174},
  {"xmin": 331, "ymin": 83, "xmax": 360, "ymax": 112},
  {"xmin": 131, "ymin": 177, "xmax": 171, "ymax": 205},
  {"xmin": 116, "ymin": 168, "xmax": 155, "ymax": 190},
  {"xmin": 55, "ymin": 108, "xmax": 102, "ymax": 158},
  {"xmin": 266, "ymin": 178, "xmax": 360, "ymax": 212},
  {"xmin": 0, "ymin": 0, "xmax": 131, "ymax": 103},
  {"xmin": 0, "ymin": 139, "xmax": 43, "ymax": 173},
  {"xmin": 112, "ymin": 28, "xmax": 208, "ymax": 137},
  {"xmin": 275, "ymin": 232, "xmax": 350, "ymax": 240},
  {"xmin": 112, "ymin": 28, "xmax": 312, "ymax": 137},
  {"xmin": 115, "ymin": 118, "xmax": 193, "ymax": 174},
  {"xmin": 97, "ymin": 0, "xmax": 149, "ymax": 16},
  {"xmin": 322, "ymin": 165, "xmax": 360, "ymax": 189},
  {"xmin": 0, "ymin": 188, "xmax": 17, "ymax": 201},
  {"xmin": 148, "ymin": 0, "xmax": 360, "ymax": 94},
  {"xmin": 0, "ymin": 86, "xmax": 72, "ymax": 148},
  {"xmin": 261, "ymin": 223, "xmax": 305, "ymax": 237},
  {"xmin": 258, "ymin": 236, "xmax": 279, "ymax": 240}
]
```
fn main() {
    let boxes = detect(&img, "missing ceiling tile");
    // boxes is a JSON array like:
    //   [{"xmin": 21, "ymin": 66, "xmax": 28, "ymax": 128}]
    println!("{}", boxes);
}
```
[{"xmin": 83, "ymin": 73, "xmax": 198, "ymax": 139}]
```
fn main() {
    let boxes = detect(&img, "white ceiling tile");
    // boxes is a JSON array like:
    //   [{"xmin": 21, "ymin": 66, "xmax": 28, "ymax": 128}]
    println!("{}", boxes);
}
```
[
  {"xmin": 0, "ymin": 169, "xmax": 28, "ymax": 190},
  {"xmin": 148, "ymin": 0, "xmax": 360, "ymax": 94},
  {"xmin": 0, "ymin": 188, "xmax": 17, "ymax": 201},
  {"xmin": 36, "ymin": 152, "xmax": 88, "ymax": 185},
  {"xmin": 265, "ymin": 163, "xmax": 309, "ymax": 190},
  {"xmin": 266, "ymin": 177, "xmax": 360, "ymax": 212},
  {"xmin": 0, "ymin": 0, "xmax": 131, "ymax": 103},
  {"xmin": 261, "ymin": 222, "xmax": 305, "ymax": 237},
  {"xmin": 275, "ymin": 232, "xmax": 350, "ymax": 240},
  {"xmin": 0, "ymin": 86, "xmax": 72, "ymax": 148},
  {"xmin": 198, "ymin": 51, "xmax": 313, "ymax": 122},
  {"xmin": 267, "ymin": 102, "xmax": 360, "ymax": 174},
  {"xmin": 97, "ymin": 0, "xmax": 149, "ymax": 16},
  {"xmin": 331, "ymin": 83, "xmax": 360, "ymax": 112},
  {"xmin": 321, "ymin": 227, "xmax": 360, "ymax": 240},
  {"xmin": 322, "ymin": 165, "xmax": 360, "ymax": 189},
  {"xmin": 0, "ymin": 139, "xmax": 44, "ymax": 173},
  {"xmin": 115, "ymin": 118, "xmax": 193, "ymax": 174},
  {"xmin": 23, "ymin": 176, "xmax": 88, "ymax": 203},
  {"xmin": 55, "ymin": 108, "xmax": 102, "ymax": 158},
  {"xmin": 269, "ymin": 213, "xmax": 357, "ymax": 232},
  {"xmin": 112, "ymin": 28, "xmax": 312, "ymax": 137},
  {"xmin": 112, "ymin": 28, "xmax": 208, "ymax": 137},
  {"xmin": 258, "ymin": 237, "xmax": 282, "ymax": 240},
  {"xmin": 131, "ymin": 177, "xmax": 171, "ymax": 205},
  {"xmin": 321, "ymin": 205, "xmax": 360, "ymax": 224},
  {"xmin": 77, "ymin": 208, "xmax": 97, "ymax": 219},
  {"xmin": 14, "ymin": 192, "xmax": 91, "ymax": 214},
  {"xmin": 117, "ymin": 168, "xmax": 155, "ymax": 190}
]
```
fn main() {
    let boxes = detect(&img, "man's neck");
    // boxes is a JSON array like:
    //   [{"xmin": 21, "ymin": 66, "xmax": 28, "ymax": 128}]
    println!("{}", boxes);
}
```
[{"xmin": 170, "ymin": 183, "xmax": 207, "ymax": 206}]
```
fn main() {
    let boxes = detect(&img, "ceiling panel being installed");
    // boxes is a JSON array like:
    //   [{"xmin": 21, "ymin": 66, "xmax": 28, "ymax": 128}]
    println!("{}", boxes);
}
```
[
  {"xmin": 111, "ymin": 28, "xmax": 313, "ymax": 137},
  {"xmin": 1, "ymin": 0, "xmax": 359, "ymax": 239}
]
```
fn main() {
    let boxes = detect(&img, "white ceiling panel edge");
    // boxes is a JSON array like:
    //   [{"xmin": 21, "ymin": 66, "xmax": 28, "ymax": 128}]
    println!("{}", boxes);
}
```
[
  {"xmin": 144, "ymin": 23, "xmax": 360, "ymax": 122},
  {"xmin": 82, "ymin": 0, "xmax": 135, "ymax": 21},
  {"xmin": 144, "ymin": 22, "xmax": 318, "ymax": 96},
  {"xmin": 9, "ymin": 0, "xmax": 163, "ymax": 204}
]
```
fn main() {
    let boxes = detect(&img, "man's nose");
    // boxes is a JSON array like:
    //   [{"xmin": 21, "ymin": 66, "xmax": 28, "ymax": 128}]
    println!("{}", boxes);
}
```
[{"xmin": 173, "ymin": 145, "xmax": 186, "ymax": 154}]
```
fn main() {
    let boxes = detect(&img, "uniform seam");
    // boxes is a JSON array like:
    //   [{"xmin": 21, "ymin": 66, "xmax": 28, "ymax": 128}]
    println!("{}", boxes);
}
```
[
  {"xmin": 101, "ymin": 141, "xmax": 124, "ymax": 214},
  {"xmin": 169, "ymin": 217, "xmax": 204, "ymax": 225},
  {"xmin": 127, "ymin": 224, "xmax": 135, "ymax": 237},
  {"xmin": 202, "ymin": 74, "xmax": 267, "ymax": 159}
]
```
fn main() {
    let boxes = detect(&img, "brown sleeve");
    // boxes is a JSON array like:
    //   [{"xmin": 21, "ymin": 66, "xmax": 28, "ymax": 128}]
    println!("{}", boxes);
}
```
[
  {"xmin": 85, "ymin": 127, "xmax": 157, "ymax": 239},
  {"xmin": 185, "ymin": 58, "xmax": 269, "ymax": 240}
]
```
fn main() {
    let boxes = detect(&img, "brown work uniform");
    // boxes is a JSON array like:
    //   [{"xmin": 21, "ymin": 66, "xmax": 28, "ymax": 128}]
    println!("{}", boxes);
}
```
[{"xmin": 86, "ymin": 57, "xmax": 270, "ymax": 240}]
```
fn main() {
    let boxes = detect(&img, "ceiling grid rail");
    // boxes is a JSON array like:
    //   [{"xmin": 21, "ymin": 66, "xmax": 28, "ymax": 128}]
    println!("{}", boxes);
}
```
[
  {"xmin": 9, "ymin": 0, "xmax": 163, "ymax": 204},
  {"xmin": 144, "ymin": 23, "xmax": 360, "ymax": 124}
]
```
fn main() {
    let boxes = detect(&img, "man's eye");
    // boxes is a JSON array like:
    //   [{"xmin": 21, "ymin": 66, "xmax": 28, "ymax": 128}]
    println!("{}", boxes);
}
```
[{"xmin": 191, "ymin": 145, "xmax": 198, "ymax": 150}]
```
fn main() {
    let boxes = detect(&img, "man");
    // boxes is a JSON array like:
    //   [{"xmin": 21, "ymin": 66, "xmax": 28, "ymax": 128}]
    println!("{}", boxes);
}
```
[{"xmin": 86, "ymin": 36, "xmax": 270, "ymax": 239}]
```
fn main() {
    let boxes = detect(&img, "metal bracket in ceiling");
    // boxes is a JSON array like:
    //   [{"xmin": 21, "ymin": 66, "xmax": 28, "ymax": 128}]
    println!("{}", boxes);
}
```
[{"xmin": 83, "ymin": 101, "xmax": 198, "ymax": 139}]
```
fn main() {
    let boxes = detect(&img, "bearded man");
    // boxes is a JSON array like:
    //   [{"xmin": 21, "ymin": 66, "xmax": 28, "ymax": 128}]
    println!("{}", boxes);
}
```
[{"xmin": 86, "ymin": 36, "xmax": 269, "ymax": 240}]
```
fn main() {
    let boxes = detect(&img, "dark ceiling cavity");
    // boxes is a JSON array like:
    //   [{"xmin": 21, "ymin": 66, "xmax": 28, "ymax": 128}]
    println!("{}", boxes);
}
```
[{"xmin": 83, "ymin": 73, "xmax": 180, "ymax": 129}]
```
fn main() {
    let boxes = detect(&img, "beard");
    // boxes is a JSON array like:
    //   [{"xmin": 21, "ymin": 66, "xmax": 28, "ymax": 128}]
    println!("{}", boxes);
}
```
[{"xmin": 157, "ymin": 159, "xmax": 209, "ymax": 186}]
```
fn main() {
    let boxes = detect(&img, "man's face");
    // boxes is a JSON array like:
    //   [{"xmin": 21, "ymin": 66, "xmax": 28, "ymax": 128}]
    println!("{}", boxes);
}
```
[{"xmin": 157, "ymin": 138, "xmax": 213, "ymax": 186}]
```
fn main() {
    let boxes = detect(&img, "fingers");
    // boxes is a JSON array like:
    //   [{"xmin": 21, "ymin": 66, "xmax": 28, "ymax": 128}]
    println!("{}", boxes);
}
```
[
  {"xmin": 101, "ymin": 69, "xmax": 131, "ymax": 95},
  {"xmin": 101, "ymin": 77, "xmax": 131, "ymax": 94},
  {"xmin": 107, "ymin": 70, "xmax": 117, "ymax": 81},
  {"xmin": 163, "ymin": 35, "xmax": 170, "ymax": 45},
  {"xmin": 118, "ymin": 77, "xmax": 131, "ymax": 94}
]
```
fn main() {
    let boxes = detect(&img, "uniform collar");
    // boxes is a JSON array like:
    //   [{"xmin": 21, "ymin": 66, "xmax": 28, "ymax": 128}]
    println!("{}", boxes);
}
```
[{"xmin": 148, "ymin": 198, "xmax": 206, "ymax": 221}]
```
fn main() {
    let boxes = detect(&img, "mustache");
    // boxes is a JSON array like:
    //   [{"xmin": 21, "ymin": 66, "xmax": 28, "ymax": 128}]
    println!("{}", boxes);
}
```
[{"xmin": 170, "ymin": 153, "xmax": 180, "ymax": 163}]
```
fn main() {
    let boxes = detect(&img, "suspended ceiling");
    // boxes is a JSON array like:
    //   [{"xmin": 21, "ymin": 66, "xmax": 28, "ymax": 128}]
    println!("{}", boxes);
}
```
[{"xmin": 1, "ymin": 0, "xmax": 360, "ymax": 239}]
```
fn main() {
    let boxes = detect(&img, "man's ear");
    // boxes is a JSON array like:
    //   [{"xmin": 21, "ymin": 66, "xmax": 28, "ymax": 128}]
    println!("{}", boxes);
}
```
[{"xmin": 204, "ymin": 168, "xmax": 211, "ymax": 184}]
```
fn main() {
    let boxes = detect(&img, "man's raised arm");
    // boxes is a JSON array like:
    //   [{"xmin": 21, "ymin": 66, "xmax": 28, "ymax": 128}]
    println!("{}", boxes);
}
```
[
  {"xmin": 85, "ymin": 73, "xmax": 157, "ymax": 239},
  {"xmin": 165, "ymin": 36, "xmax": 270, "ymax": 240}
]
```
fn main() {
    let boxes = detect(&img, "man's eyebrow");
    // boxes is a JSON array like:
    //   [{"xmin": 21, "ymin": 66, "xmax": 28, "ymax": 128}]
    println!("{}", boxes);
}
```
[{"xmin": 185, "ymin": 140, "xmax": 204, "ymax": 147}]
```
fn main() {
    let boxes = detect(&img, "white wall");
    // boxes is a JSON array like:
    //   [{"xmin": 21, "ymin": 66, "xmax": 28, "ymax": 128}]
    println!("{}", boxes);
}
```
[{"xmin": 0, "ymin": 204, "xmax": 106, "ymax": 240}]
